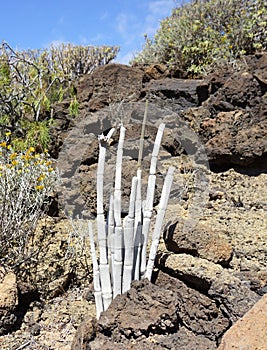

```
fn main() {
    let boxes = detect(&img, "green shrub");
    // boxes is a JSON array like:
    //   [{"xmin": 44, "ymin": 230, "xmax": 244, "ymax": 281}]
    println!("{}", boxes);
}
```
[
  {"xmin": 132, "ymin": 0, "xmax": 267, "ymax": 75},
  {"xmin": 0, "ymin": 136, "xmax": 58, "ymax": 268},
  {"xmin": 69, "ymin": 96, "xmax": 79, "ymax": 117},
  {"xmin": 17, "ymin": 119, "xmax": 53, "ymax": 151},
  {"xmin": 0, "ymin": 41, "xmax": 119, "ymax": 149}
]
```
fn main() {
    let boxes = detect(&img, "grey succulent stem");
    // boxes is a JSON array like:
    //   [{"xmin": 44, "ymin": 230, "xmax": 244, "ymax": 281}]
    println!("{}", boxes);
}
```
[
  {"xmin": 113, "ymin": 125, "xmax": 126, "ymax": 297},
  {"xmin": 92, "ymin": 107, "xmax": 174, "ymax": 318},
  {"xmin": 114, "ymin": 125, "xmax": 125, "ymax": 226},
  {"xmin": 137, "ymin": 100, "xmax": 148, "ymax": 169},
  {"xmin": 145, "ymin": 166, "xmax": 175, "ymax": 281},
  {"xmin": 88, "ymin": 221, "xmax": 103, "ymax": 319},
  {"xmin": 133, "ymin": 169, "xmax": 143, "ymax": 281},
  {"xmin": 141, "ymin": 123, "xmax": 165, "ymax": 278},
  {"xmin": 97, "ymin": 128, "xmax": 115, "ymax": 310},
  {"xmin": 122, "ymin": 176, "xmax": 138, "ymax": 293},
  {"xmin": 107, "ymin": 193, "xmax": 115, "ymax": 285}
]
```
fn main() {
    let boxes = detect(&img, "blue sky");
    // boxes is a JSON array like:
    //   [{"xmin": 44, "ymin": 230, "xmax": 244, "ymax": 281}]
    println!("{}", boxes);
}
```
[{"xmin": 0, "ymin": 0, "xmax": 179, "ymax": 64}]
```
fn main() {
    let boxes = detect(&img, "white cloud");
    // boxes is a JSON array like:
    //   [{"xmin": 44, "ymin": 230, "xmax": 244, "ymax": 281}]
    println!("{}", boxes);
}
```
[
  {"xmin": 116, "ymin": 13, "xmax": 128, "ymax": 35},
  {"xmin": 115, "ymin": 50, "xmax": 136, "ymax": 65},
  {"xmin": 85, "ymin": 33, "xmax": 104, "ymax": 44},
  {"xmin": 145, "ymin": 0, "xmax": 175, "ymax": 36},
  {"xmin": 148, "ymin": 0, "xmax": 175, "ymax": 16},
  {"xmin": 115, "ymin": 12, "xmax": 142, "ymax": 47},
  {"xmin": 45, "ymin": 39, "xmax": 65, "ymax": 48},
  {"xmin": 100, "ymin": 11, "xmax": 108, "ymax": 21},
  {"xmin": 113, "ymin": 1, "xmax": 178, "ymax": 63},
  {"xmin": 116, "ymin": 13, "xmax": 138, "ymax": 38}
]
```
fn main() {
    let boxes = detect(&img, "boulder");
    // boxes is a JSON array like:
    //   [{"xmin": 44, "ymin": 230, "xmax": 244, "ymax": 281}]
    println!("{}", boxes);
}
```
[
  {"xmin": 76, "ymin": 63, "xmax": 147, "ymax": 111},
  {"xmin": 172, "ymin": 53, "xmax": 267, "ymax": 169},
  {"xmin": 72, "ymin": 279, "xmax": 217, "ymax": 350},
  {"xmin": 164, "ymin": 220, "xmax": 233, "ymax": 266},
  {"xmin": 144, "ymin": 63, "xmax": 169, "ymax": 80},
  {"xmin": 57, "ymin": 54, "xmax": 267, "ymax": 173},
  {"xmin": 218, "ymin": 294, "xmax": 267, "ymax": 349},
  {"xmin": 155, "ymin": 271, "xmax": 229, "ymax": 341},
  {"xmin": 203, "ymin": 110, "xmax": 267, "ymax": 166},
  {"xmin": 71, "ymin": 317, "xmax": 97, "ymax": 350},
  {"xmin": 183, "ymin": 105, "xmax": 267, "ymax": 168},
  {"xmin": 142, "ymin": 78, "xmax": 209, "ymax": 113},
  {"xmin": 56, "ymin": 101, "xmax": 192, "ymax": 218},
  {"xmin": 0, "ymin": 268, "xmax": 18, "ymax": 334},
  {"xmin": 157, "ymin": 253, "xmax": 260, "ymax": 323},
  {"xmin": 97, "ymin": 279, "xmax": 178, "ymax": 340}
]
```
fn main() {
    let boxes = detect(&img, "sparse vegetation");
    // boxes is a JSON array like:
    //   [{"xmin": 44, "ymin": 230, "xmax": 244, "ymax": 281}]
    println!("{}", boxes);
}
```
[
  {"xmin": 0, "ymin": 41, "xmax": 119, "ymax": 149},
  {"xmin": 132, "ymin": 0, "xmax": 267, "ymax": 75},
  {"xmin": 0, "ymin": 40, "xmax": 119, "ymax": 271},
  {"xmin": 0, "ymin": 135, "xmax": 58, "ymax": 269}
]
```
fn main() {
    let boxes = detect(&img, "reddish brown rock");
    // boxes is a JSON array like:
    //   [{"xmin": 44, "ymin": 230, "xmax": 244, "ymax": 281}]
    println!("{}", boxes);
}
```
[
  {"xmin": 145, "ymin": 63, "xmax": 169, "ymax": 80},
  {"xmin": 71, "ymin": 317, "xmax": 97, "ymax": 350},
  {"xmin": 72, "ymin": 279, "xmax": 217, "ymax": 350},
  {"xmin": 164, "ymin": 220, "xmax": 233, "ymax": 266},
  {"xmin": 142, "ymin": 77, "xmax": 209, "ymax": 112},
  {"xmin": 218, "ymin": 294, "xmax": 267, "ymax": 350},
  {"xmin": 0, "ymin": 268, "xmax": 18, "ymax": 334},
  {"xmin": 155, "ymin": 271, "xmax": 230, "ymax": 341},
  {"xmin": 180, "ymin": 53, "xmax": 267, "ymax": 168},
  {"xmin": 157, "ymin": 253, "xmax": 260, "ymax": 323},
  {"xmin": 203, "ymin": 110, "xmax": 267, "ymax": 166},
  {"xmin": 76, "ymin": 63, "xmax": 146, "ymax": 111}
]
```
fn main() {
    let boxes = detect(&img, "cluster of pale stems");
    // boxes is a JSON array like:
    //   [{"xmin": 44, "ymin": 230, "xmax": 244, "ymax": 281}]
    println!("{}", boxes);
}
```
[{"xmin": 89, "ymin": 109, "xmax": 174, "ymax": 319}]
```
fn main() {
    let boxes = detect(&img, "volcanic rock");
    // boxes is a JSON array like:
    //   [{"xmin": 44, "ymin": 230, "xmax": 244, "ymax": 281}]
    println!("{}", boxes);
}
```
[
  {"xmin": 156, "ymin": 253, "xmax": 260, "ymax": 323},
  {"xmin": 0, "ymin": 268, "xmax": 18, "ymax": 335},
  {"xmin": 218, "ymin": 294, "xmax": 267, "ymax": 349},
  {"xmin": 76, "ymin": 63, "xmax": 147, "ymax": 111},
  {"xmin": 164, "ymin": 220, "xmax": 233, "ymax": 266}
]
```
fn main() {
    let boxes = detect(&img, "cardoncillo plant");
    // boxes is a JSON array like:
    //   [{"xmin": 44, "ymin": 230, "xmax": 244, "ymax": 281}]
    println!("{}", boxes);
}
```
[{"xmin": 89, "ymin": 105, "xmax": 174, "ymax": 319}]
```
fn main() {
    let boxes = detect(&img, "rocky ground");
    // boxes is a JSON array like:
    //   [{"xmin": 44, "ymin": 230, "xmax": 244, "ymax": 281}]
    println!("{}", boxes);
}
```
[{"xmin": 0, "ymin": 53, "xmax": 266, "ymax": 349}]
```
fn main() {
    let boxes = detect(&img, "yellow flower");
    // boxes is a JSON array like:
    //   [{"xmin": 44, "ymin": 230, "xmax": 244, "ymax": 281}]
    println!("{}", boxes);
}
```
[
  {"xmin": 5, "ymin": 131, "xmax": 11, "ymax": 137},
  {"xmin": 0, "ymin": 142, "xmax": 7, "ymax": 148},
  {"xmin": 48, "ymin": 167, "xmax": 54, "ymax": 172},
  {"xmin": 11, "ymin": 160, "xmax": 18, "ymax": 166},
  {"xmin": 36, "ymin": 185, "xmax": 44, "ymax": 191},
  {"xmin": 37, "ymin": 174, "xmax": 46, "ymax": 182},
  {"xmin": 27, "ymin": 147, "xmax": 35, "ymax": 154},
  {"xmin": 23, "ymin": 153, "xmax": 34, "ymax": 160},
  {"xmin": 10, "ymin": 153, "xmax": 18, "ymax": 160}
]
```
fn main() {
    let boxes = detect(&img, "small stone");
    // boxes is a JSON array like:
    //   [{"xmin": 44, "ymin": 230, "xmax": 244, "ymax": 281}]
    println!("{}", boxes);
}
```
[{"xmin": 30, "ymin": 324, "xmax": 41, "ymax": 336}]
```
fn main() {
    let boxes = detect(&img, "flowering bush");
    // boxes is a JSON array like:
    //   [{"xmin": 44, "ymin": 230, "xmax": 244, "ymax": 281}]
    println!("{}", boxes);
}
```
[
  {"xmin": 132, "ymin": 0, "xmax": 267, "ymax": 75},
  {"xmin": 0, "ymin": 134, "xmax": 58, "ymax": 268}
]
